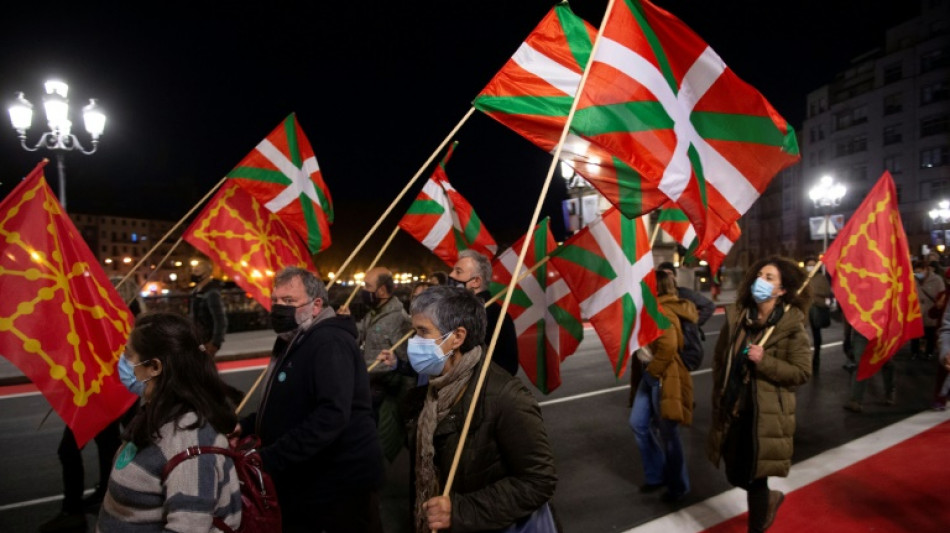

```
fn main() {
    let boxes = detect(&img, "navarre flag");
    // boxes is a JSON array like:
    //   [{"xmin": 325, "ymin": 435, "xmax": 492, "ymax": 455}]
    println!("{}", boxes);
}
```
[
  {"xmin": 183, "ymin": 181, "xmax": 317, "ymax": 311},
  {"xmin": 490, "ymin": 217, "xmax": 583, "ymax": 393},
  {"xmin": 398, "ymin": 142, "xmax": 497, "ymax": 266},
  {"xmin": 657, "ymin": 207, "xmax": 739, "ymax": 274},
  {"xmin": 227, "ymin": 113, "xmax": 333, "ymax": 253},
  {"xmin": 550, "ymin": 207, "xmax": 667, "ymax": 377},
  {"xmin": 0, "ymin": 162, "xmax": 136, "ymax": 447},
  {"xmin": 474, "ymin": 3, "xmax": 670, "ymax": 219},
  {"xmin": 823, "ymin": 172, "xmax": 922, "ymax": 381}
]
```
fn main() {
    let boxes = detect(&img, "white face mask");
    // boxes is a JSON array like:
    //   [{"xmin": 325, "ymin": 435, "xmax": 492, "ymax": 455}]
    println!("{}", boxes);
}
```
[{"xmin": 805, "ymin": 265, "xmax": 815, "ymax": 273}]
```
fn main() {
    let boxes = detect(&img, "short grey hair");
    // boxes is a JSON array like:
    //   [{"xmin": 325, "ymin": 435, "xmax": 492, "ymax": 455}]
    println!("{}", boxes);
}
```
[
  {"xmin": 274, "ymin": 266, "xmax": 328, "ymax": 305},
  {"xmin": 459, "ymin": 249, "xmax": 493, "ymax": 290},
  {"xmin": 410, "ymin": 285, "xmax": 486, "ymax": 353}
]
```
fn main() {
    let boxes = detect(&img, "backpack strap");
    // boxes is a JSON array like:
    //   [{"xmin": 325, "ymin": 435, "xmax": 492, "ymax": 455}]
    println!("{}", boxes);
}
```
[{"xmin": 161, "ymin": 446, "xmax": 239, "ymax": 533}]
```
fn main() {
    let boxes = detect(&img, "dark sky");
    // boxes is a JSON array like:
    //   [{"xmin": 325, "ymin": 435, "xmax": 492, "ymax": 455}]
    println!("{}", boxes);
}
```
[{"xmin": 0, "ymin": 1, "xmax": 920, "ymax": 273}]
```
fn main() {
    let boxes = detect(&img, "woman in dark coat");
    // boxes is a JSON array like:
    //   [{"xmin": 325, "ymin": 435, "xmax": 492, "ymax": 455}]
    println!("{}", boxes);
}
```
[{"xmin": 707, "ymin": 257, "xmax": 812, "ymax": 532}]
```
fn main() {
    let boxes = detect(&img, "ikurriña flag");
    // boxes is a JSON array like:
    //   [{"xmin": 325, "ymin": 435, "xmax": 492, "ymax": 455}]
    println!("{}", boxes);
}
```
[
  {"xmin": 227, "ymin": 113, "xmax": 333, "ymax": 254},
  {"xmin": 823, "ymin": 172, "xmax": 922, "ymax": 381},
  {"xmin": 398, "ymin": 142, "xmax": 498, "ymax": 266},
  {"xmin": 657, "ymin": 207, "xmax": 739, "ymax": 275},
  {"xmin": 490, "ymin": 217, "xmax": 583, "ymax": 393},
  {"xmin": 0, "ymin": 162, "xmax": 136, "ymax": 447},
  {"xmin": 183, "ymin": 181, "xmax": 317, "ymax": 311},
  {"xmin": 550, "ymin": 207, "xmax": 667, "ymax": 378}
]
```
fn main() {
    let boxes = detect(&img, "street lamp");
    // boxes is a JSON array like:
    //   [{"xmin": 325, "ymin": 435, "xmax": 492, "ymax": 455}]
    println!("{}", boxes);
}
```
[
  {"xmin": 808, "ymin": 174, "xmax": 847, "ymax": 255},
  {"xmin": 8, "ymin": 80, "xmax": 106, "ymax": 209},
  {"xmin": 929, "ymin": 200, "xmax": 950, "ymax": 258}
]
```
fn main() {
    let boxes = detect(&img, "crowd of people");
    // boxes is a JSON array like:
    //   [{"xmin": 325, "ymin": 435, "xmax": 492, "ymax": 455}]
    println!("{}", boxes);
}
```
[{"xmin": 35, "ymin": 250, "xmax": 950, "ymax": 533}]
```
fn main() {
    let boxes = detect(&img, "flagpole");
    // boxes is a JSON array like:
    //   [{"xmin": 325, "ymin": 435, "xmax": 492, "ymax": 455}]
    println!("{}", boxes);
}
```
[
  {"xmin": 235, "ymin": 368, "xmax": 266, "ymax": 415},
  {"xmin": 721, "ymin": 261, "xmax": 824, "ymax": 391},
  {"xmin": 366, "ymin": 254, "xmax": 554, "ymax": 372},
  {"xmin": 327, "ymin": 107, "xmax": 476, "ymax": 289},
  {"xmin": 439, "ymin": 0, "xmax": 619, "ymax": 510},
  {"xmin": 649, "ymin": 217, "xmax": 661, "ymax": 247},
  {"xmin": 127, "ymin": 237, "xmax": 184, "ymax": 305},
  {"xmin": 116, "ymin": 176, "xmax": 228, "ymax": 290},
  {"xmin": 339, "ymin": 226, "xmax": 401, "ymax": 309}
]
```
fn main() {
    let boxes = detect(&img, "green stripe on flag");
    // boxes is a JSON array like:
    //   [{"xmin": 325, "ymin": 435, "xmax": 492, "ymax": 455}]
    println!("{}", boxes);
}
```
[
  {"xmin": 658, "ymin": 208, "xmax": 688, "ymax": 222},
  {"xmin": 641, "ymin": 280, "xmax": 670, "ymax": 329},
  {"xmin": 620, "ymin": 213, "xmax": 638, "ymax": 265},
  {"xmin": 614, "ymin": 157, "xmax": 646, "ymax": 218},
  {"xmin": 627, "ymin": 0, "xmax": 678, "ymax": 95},
  {"xmin": 618, "ymin": 293, "xmax": 637, "ymax": 375},
  {"xmin": 549, "ymin": 304, "xmax": 584, "ymax": 342},
  {"xmin": 782, "ymin": 122, "xmax": 800, "ymax": 156},
  {"xmin": 509, "ymin": 288, "xmax": 533, "ymax": 309},
  {"xmin": 285, "ymin": 115, "xmax": 302, "ymax": 168},
  {"xmin": 473, "ymin": 95, "xmax": 572, "ymax": 118},
  {"xmin": 686, "ymin": 144, "xmax": 708, "ymax": 209},
  {"xmin": 556, "ymin": 3, "xmax": 592, "ymax": 70},
  {"xmin": 533, "ymin": 318, "xmax": 548, "ymax": 394},
  {"xmin": 691, "ymin": 112, "xmax": 789, "ymax": 147},
  {"xmin": 462, "ymin": 213, "xmax": 484, "ymax": 247},
  {"xmin": 300, "ymin": 194, "xmax": 323, "ymax": 252},
  {"xmin": 405, "ymin": 199, "xmax": 445, "ymax": 216},
  {"xmin": 573, "ymin": 101, "xmax": 673, "ymax": 135},
  {"xmin": 226, "ymin": 166, "xmax": 293, "ymax": 186},
  {"xmin": 555, "ymin": 244, "xmax": 617, "ymax": 280}
]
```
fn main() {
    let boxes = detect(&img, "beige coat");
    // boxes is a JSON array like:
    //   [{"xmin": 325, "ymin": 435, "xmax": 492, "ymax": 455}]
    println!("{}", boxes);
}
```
[{"xmin": 646, "ymin": 295, "xmax": 698, "ymax": 426}]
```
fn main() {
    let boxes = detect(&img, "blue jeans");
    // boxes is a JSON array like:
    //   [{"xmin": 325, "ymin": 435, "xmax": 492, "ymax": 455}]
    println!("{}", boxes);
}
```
[{"xmin": 629, "ymin": 372, "xmax": 689, "ymax": 496}]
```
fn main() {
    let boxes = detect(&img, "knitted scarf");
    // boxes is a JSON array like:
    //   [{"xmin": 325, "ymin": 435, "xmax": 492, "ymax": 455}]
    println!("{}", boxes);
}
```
[{"xmin": 414, "ymin": 346, "xmax": 483, "ymax": 533}]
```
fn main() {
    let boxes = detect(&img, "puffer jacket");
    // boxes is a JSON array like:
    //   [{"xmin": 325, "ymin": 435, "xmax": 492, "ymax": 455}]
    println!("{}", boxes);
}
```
[
  {"xmin": 707, "ymin": 304, "xmax": 812, "ymax": 479},
  {"xmin": 357, "ymin": 296, "xmax": 412, "ymax": 370},
  {"xmin": 917, "ymin": 272, "xmax": 946, "ymax": 327},
  {"xmin": 645, "ymin": 294, "xmax": 697, "ymax": 425},
  {"xmin": 407, "ymin": 358, "xmax": 557, "ymax": 532}
]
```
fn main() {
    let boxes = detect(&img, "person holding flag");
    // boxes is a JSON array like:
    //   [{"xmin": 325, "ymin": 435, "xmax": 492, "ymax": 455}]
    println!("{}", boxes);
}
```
[{"xmin": 707, "ymin": 257, "xmax": 812, "ymax": 533}]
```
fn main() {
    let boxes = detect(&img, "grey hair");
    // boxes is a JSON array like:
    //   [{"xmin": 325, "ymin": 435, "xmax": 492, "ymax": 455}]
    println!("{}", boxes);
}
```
[
  {"xmin": 410, "ymin": 285, "xmax": 486, "ymax": 353},
  {"xmin": 458, "ymin": 249, "xmax": 493, "ymax": 290},
  {"xmin": 274, "ymin": 266, "xmax": 328, "ymax": 305}
]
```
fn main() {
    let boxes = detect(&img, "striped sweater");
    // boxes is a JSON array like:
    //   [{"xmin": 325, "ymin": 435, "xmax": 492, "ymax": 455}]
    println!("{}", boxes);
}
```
[{"xmin": 96, "ymin": 412, "xmax": 242, "ymax": 532}]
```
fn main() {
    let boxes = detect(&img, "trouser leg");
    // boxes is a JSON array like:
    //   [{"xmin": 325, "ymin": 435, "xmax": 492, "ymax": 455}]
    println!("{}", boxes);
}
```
[{"xmin": 57, "ymin": 427, "xmax": 84, "ymax": 514}]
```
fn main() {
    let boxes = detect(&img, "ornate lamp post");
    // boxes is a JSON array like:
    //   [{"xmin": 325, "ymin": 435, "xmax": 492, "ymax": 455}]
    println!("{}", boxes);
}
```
[
  {"xmin": 8, "ymin": 80, "xmax": 106, "ymax": 210},
  {"xmin": 929, "ymin": 200, "xmax": 950, "ymax": 260},
  {"xmin": 808, "ymin": 174, "xmax": 847, "ymax": 256}
]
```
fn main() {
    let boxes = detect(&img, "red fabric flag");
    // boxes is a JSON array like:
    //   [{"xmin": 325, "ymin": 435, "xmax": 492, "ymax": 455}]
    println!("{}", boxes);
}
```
[
  {"xmin": 227, "ymin": 113, "xmax": 333, "ymax": 253},
  {"xmin": 823, "ymin": 172, "xmax": 922, "ymax": 380},
  {"xmin": 183, "ymin": 181, "xmax": 317, "ymax": 311},
  {"xmin": 490, "ymin": 218, "xmax": 583, "ymax": 393},
  {"xmin": 398, "ymin": 142, "xmax": 497, "ymax": 266},
  {"xmin": 0, "ymin": 162, "xmax": 136, "ymax": 447}
]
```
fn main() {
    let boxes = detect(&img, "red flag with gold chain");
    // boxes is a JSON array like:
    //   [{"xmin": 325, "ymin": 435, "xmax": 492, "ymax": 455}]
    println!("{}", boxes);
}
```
[
  {"xmin": 823, "ymin": 171, "xmax": 923, "ymax": 380},
  {"xmin": 0, "ymin": 161, "xmax": 136, "ymax": 447}
]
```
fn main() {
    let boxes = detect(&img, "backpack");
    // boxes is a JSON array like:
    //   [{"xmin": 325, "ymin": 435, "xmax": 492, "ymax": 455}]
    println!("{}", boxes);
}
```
[
  {"xmin": 678, "ymin": 316, "xmax": 705, "ymax": 371},
  {"xmin": 162, "ymin": 435, "xmax": 281, "ymax": 533}
]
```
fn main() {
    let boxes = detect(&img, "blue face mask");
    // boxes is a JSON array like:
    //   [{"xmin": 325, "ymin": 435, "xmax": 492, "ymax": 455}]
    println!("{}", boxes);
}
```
[
  {"xmin": 752, "ymin": 277, "xmax": 777, "ymax": 304},
  {"xmin": 915, "ymin": 272, "xmax": 925, "ymax": 280},
  {"xmin": 118, "ymin": 353, "xmax": 149, "ymax": 397},
  {"xmin": 408, "ymin": 331, "xmax": 454, "ymax": 377}
]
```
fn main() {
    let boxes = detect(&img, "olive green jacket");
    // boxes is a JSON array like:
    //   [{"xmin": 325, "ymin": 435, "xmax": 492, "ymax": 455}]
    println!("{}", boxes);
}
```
[{"xmin": 707, "ymin": 304, "xmax": 812, "ymax": 478}]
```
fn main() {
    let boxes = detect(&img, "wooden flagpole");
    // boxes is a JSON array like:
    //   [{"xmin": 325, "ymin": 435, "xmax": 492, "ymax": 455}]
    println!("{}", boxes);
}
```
[
  {"xmin": 327, "ymin": 107, "xmax": 476, "ymax": 290},
  {"xmin": 720, "ymin": 261, "xmax": 823, "ymax": 391},
  {"xmin": 340, "ymin": 226, "xmax": 401, "ymax": 309},
  {"xmin": 116, "ymin": 176, "xmax": 228, "ymax": 290},
  {"xmin": 127, "ymin": 237, "xmax": 185, "ymax": 305},
  {"xmin": 366, "ymin": 254, "xmax": 553, "ymax": 372},
  {"xmin": 649, "ymin": 216, "xmax": 662, "ymax": 247},
  {"xmin": 437, "ymin": 0, "xmax": 619, "ymax": 513}
]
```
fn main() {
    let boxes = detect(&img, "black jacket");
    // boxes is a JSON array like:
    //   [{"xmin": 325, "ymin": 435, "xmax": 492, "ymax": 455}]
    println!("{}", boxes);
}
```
[
  {"xmin": 241, "ymin": 316, "xmax": 382, "ymax": 506},
  {"xmin": 478, "ymin": 290, "xmax": 520, "ymax": 376},
  {"xmin": 408, "ymin": 358, "xmax": 557, "ymax": 532},
  {"xmin": 189, "ymin": 280, "xmax": 227, "ymax": 347}
]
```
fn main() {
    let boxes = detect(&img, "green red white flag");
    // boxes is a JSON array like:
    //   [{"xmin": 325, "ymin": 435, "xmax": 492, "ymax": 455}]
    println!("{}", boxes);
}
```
[
  {"xmin": 657, "ymin": 207, "xmax": 739, "ymax": 274},
  {"xmin": 475, "ymin": 0, "xmax": 799, "ymax": 254},
  {"xmin": 227, "ymin": 113, "xmax": 333, "ymax": 254},
  {"xmin": 182, "ymin": 182, "xmax": 317, "ymax": 311},
  {"xmin": 398, "ymin": 142, "xmax": 498, "ymax": 266},
  {"xmin": 490, "ymin": 217, "xmax": 583, "ymax": 394},
  {"xmin": 550, "ymin": 207, "xmax": 667, "ymax": 378}
]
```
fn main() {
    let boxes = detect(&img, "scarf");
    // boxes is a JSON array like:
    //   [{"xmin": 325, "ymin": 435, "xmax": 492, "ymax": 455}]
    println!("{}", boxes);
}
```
[{"xmin": 414, "ymin": 345, "xmax": 483, "ymax": 533}]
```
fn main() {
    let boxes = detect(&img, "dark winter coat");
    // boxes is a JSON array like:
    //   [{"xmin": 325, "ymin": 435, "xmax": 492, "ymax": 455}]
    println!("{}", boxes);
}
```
[
  {"xmin": 407, "ymin": 359, "xmax": 557, "ymax": 532},
  {"xmin": 707, "ymin": 304, "xmax": 812, "ymax": 479}
]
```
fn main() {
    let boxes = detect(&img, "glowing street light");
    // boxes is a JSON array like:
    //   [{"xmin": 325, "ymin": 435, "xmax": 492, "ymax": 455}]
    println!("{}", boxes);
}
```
[
  {"xmin": 8, "ymin": 80, "xmax": 106, "ymax": 209},
  {"xmin": 808, "ymin": 175, "xmax": 846, "ymax": 254}
]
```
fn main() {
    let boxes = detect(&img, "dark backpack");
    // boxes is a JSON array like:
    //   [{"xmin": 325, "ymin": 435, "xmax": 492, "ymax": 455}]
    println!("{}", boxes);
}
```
[
  {"xmin": 162, "ymin": 435, "xmax": 281, "ymax": 533},
  {"xmin": 678, "ymin": 316, "xmax": 705, "ymax": 371}
]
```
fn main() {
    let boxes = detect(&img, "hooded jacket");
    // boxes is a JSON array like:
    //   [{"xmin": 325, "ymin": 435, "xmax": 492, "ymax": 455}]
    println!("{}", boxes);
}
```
[
  {"xmin": 646, "ymin": 294, "xmax": 698, "ymax": 425},
  {"xmin": 707, "ymin": 303, "xmax": 812, "ymax": 479}
]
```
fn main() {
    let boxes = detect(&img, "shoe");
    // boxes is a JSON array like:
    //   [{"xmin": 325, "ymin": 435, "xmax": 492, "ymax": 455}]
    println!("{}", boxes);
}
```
[
  {"xmin": 884, "ymin": 390, "xmax": 896, "ymax": 406},
  {"xmin": 843, "ymin": 401, "xmax": 863, "ymax": 413},
  {"xmin": 38, "ymin": 511, "xmax": 86, "ymax": 532},
  {"xmin": 660, "ymin": 490, "xmax": 688, "ymax": 503},
  {"xmin": 842, "ymin": 362, "xmax": 857, "ymax": 372},
  {"xmin": 639, "ymin": 482, "xmax": 665, "ymax": 494},
  {"xmin": 762, "ymin": 490, "xmax": 785, "ymax": 530},
  {"xmin": 931, "ymin": 401, "xmax": 947, "ymax": 411}
]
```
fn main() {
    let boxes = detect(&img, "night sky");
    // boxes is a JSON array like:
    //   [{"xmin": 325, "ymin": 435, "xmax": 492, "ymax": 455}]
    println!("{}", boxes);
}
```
[{"xmin": 0, "ymin": 1, "xmax": 920, "ymax": 274}]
